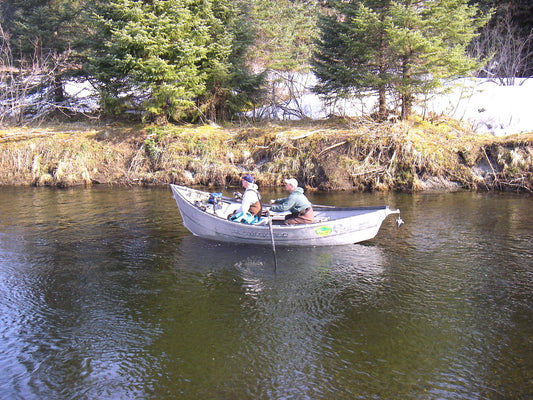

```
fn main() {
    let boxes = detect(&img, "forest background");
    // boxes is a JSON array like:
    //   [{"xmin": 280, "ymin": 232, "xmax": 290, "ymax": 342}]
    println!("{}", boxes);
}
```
[{"xmin": 0, "ymin": 0, "xmax": 532, "ymax": 192}]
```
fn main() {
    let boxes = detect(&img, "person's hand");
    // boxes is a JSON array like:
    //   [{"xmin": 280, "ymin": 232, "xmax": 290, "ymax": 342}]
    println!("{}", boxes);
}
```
[{"xmin": 269, "ymin": 199, "xmax": 275, "ymax": 204}]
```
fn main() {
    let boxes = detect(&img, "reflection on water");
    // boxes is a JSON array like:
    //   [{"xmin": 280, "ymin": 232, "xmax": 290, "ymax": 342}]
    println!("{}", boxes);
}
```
[
  {"xmin": 157, "ymin": 237, "xmax": 390, "ymax": 399},
  {"xmin": 0, "ymin": 187, "xmax": 531, "ymax": 399}
]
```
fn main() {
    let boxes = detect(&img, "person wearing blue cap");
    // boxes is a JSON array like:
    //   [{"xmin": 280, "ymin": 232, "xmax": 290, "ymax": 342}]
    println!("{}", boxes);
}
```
[{"xmin": 228, "ymin": 174, "xmax": 262, "ymax": 223}]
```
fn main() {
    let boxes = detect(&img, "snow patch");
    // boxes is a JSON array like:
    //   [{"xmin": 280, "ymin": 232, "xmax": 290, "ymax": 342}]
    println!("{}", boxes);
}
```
[
  {"xmin": 250, "ymin": 75, "xmax": 533, "ymax": 136},
  {"xmin": 420, "ymin": 78, "xmax": 533, "ymax": 136},
  {"xmin": 64, "ymin": 76, "xmax": 533, "ymax": 136}
]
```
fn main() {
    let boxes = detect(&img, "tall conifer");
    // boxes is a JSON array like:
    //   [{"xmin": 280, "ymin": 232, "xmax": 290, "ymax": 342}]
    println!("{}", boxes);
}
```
[
  {"xmin": 312, "ymin": 0, "xmax": 489, "ymax": 119},
  {"xmin": 88, "ymin": 0, "xmax": 262, "ymax": 122},
  {"xmin": 1, "ymin": 0, "xmax": 86, "ymax": 102}
]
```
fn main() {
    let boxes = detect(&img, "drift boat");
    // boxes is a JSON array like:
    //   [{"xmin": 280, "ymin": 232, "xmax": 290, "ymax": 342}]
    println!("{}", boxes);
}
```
[{"xmin": 170, "ymin": 184, "xmax": 402, "ymax": 247}]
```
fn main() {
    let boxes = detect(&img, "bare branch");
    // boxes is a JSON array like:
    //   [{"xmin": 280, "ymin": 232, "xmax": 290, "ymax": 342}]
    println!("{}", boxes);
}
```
[{"xmin": 471, "ymin": 6, "xmax": 533, "ymax": 84}]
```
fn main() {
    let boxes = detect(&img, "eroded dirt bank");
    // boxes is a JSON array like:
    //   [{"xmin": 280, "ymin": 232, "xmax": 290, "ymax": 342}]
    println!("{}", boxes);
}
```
[{"xmin": 0, "ymin": 118, "xmax": 531, "ymax": 192}]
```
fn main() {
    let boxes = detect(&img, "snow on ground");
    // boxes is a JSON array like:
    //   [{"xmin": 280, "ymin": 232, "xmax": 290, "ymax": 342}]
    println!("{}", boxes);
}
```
[
  {"xmin": 64, "ymin": 76, "xmax": 533, "ymax": 136},
  {"xmin": 257, "ymin": 75, "xmax": 533, "ymax": 136},
  {"xmin": 420, "ymin": 78, "xmax": 533, "ymax": 136},
  {"xmin": 64, "ymin": 80, "xmax": 99, "ymax": 113}
]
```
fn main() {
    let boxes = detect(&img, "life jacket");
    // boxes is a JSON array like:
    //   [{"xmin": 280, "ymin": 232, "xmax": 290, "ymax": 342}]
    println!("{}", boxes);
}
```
[
  {"xmin": 229, "ymin": 211, "xmax": 259, "ymax": 224},
  {"xmin": 249, "ymin": 200, "xmax": 262, "ymax": 216},
  {"xmin": 245, "ymin": 187, "xmax": 262, "ymax": 216}
]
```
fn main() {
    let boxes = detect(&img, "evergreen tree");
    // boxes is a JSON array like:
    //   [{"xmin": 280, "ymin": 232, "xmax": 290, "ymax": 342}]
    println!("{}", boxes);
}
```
[
  {"xmin": 88, "ymin": 0, "xmax": 262, "ymax": 122},
  {"xmin": 312, "ymin": 1, "xmax": 391, "ymax": 117},
  {"xmin": 195, "ymin": 0, "xmax": 266, "ymax": 121},
  {"xmin": 1, "ymin": 0, "xmax": 87, "ymax": 102},
  {"xmin": 247, "ymin": 0, "xmax": 319, "ymax": 72},
  {"xmin": 312, "ymin": 0, "xmax": 489, "ymax": 119},
  {"xmin": 243, "ymin": 0, "xmax": 319, "ymax": 119}
]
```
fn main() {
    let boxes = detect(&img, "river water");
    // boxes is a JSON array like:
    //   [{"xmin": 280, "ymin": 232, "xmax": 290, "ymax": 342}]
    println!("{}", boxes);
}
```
[{"xmin": 0, "ymin": 186, "xmax": 531, "ymax": 400}]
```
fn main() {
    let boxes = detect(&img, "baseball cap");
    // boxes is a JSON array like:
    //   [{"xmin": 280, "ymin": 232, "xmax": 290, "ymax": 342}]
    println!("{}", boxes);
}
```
[
  {"xmin": 284, "ymin": 178, "xmax": 298, "ymax": 188},
  {"xmin": 241, "ymin": 174, "xmax": 254, "ymax": 183}
]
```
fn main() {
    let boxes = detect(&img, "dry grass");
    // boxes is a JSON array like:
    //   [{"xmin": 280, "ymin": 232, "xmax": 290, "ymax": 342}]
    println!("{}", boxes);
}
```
[{"xmin": 0, "ymin": 118, "xmax": 531, "ymax": 191}]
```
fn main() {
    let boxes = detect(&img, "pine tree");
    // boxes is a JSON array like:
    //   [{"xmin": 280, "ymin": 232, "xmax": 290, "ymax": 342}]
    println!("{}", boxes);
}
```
[
  {"xmin": 312, "ymin": 0, "xmax": 489, "ymax": 120},
  {"xmin": 195, "ymin": 0, "xmax": 266, "ymax": 121},
  {"xmin": 1, "ymin": 0, "xmax": 84, "ymax": 57},
  {"xmin": 312, "ymin": 1, "xmax": 391, "ymax": 117},
  {"xmin": 88, "ymin": 0, "xmax": 262, "ymax": 122},
  {"xmin": 247, "ymin": 0, "xmax": 318, "ymax": 72},
  {"xmin": 1, "ymin": 0, "xmax": 87, "ymax": 103}
]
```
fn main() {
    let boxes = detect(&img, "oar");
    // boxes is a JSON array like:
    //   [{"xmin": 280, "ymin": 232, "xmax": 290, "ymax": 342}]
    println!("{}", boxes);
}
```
[{"xmin": 267, "ymin": 210, "xmax": 278, "ymax": 271}]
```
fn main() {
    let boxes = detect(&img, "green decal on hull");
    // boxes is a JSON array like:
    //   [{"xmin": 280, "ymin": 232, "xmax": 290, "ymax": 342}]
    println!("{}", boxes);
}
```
[{"xmin": 315, "ymin": 226, "xmax": 332, "ymax": 237}]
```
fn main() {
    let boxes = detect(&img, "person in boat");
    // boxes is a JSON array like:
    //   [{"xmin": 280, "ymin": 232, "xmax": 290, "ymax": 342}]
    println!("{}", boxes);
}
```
[
  {"xmin": 228, "ymin": 174, "xmax": 262, "ymax": 224},
  {"xmin": 269, "ymin": 178, "xmax": 314, "ymax": 225}
]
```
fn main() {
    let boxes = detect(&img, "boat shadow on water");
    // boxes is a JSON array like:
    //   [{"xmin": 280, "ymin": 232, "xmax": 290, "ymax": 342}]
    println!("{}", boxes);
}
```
[{"xmin": 177, "ymin": 235, "xmax": 387, "ymax": 279}]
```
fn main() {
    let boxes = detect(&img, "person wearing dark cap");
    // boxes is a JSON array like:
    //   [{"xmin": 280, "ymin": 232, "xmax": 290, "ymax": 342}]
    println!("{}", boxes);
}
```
[
  {"xmin": 229, "ymin": 174, "xmax": 262, "ymax": 223},
  {"xmin": 269, "ymin": 178, "xmax": 314, "ymax": 225}
]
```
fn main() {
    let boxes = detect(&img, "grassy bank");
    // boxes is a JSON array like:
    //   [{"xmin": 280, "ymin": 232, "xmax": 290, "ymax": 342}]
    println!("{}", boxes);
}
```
[{"xmin": 0, "ymin": 118, "xmax": 531, "ymax": 192}]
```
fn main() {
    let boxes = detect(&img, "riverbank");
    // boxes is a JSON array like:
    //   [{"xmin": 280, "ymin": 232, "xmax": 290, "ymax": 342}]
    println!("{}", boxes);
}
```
[{"xmin": 0, "ymin": 118, "xmax": 531, "ymax": 192}]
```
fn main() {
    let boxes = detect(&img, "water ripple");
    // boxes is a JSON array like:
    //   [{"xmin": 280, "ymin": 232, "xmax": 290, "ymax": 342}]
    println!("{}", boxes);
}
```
[{"xmin": 1, "ymin": 188, "xmax": 532, "ymax": 399}]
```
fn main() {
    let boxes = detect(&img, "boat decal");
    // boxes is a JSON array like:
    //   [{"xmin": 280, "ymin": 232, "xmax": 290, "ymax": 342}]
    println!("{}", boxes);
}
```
[
  {"xmin": 229, "ymin": 229, "xmax": 289, "ymax": 239},
  {"xmin": 315, "ymin": 226, "xmax": 333, "ymax": 237}
]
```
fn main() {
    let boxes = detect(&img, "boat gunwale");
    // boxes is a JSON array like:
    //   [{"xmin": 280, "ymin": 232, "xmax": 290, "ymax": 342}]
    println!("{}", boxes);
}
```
[{"xmin": 170, "ymin": 184, "xmax": 394, "ymax": 230}]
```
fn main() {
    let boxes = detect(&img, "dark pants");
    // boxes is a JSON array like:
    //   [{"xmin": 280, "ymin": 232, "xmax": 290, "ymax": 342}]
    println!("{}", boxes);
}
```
[{"xmin": 284, "ymin": 207, "xmax": 314, "ymax": 225}]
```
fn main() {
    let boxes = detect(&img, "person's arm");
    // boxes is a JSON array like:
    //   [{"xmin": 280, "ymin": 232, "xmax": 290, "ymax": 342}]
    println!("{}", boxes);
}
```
[{"xmin": 270, "ymin": 195, "xmax": 296, "ymax": 212}]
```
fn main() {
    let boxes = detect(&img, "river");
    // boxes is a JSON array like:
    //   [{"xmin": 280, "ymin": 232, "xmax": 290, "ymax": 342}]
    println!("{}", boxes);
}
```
[{"xmin": 0, "ymin": 186, "xmax": 531, "ymax": 399}]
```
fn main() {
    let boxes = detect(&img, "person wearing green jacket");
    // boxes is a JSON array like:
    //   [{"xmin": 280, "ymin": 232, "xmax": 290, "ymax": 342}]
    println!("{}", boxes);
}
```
[{"xmin": 269, "ymin": 178, "xmax": 314, "ymax": 225}]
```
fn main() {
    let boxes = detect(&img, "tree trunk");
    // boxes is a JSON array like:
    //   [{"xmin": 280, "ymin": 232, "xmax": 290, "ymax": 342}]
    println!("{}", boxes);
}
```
[
  {"xmin": 53, "ymin": 74, "xmax": 64, "ymax": 103},
  {"xmin": 401, "ymin": 94, "xmax": 412, "ymax": 120},
  {"xmin": 378, "ymin": 85, "xmax": 387, "ymax": 120},
  {"xmin": 400, "ymin": 58, "xmax": 412, "ymax": 120}
]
